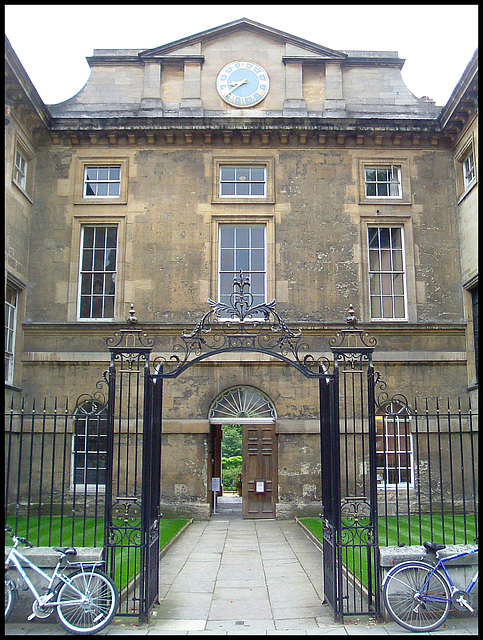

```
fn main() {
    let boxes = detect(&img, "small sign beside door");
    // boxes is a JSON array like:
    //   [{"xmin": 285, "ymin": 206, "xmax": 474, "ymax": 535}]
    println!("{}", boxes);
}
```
[{"xmin": 255, "ymin": 481, "xmax": 265, "ymax": 493}]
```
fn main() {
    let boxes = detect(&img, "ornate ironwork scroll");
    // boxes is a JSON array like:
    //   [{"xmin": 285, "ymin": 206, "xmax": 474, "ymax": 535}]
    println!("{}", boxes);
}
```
[{"xmin": 153, "ymin": 270, "xmax": 330, "ymax": 378}]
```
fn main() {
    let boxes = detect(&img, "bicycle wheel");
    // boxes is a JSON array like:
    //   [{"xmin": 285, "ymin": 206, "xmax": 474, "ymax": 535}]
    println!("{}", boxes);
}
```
[
  {"xmin": 55, "ymin": 569, "xmax": 118, "ymax": 635},
  {"xmin": 383, "ymin": 560, "xmax": 451, "ymax": 632},
  {"xmin": 5, "ymin": 576, "xmax": 18, "ymax": 622}
]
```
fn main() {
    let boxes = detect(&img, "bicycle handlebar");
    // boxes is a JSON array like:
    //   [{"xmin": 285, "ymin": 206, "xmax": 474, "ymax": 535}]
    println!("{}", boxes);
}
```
[{"xmin": 5, "ymin": 525, "xmax": 34, "ymax": 548}]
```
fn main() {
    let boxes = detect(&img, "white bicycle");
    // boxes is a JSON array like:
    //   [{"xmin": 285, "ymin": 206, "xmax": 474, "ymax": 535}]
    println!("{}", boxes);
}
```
[{"xmin": 5, "ymin": 525, "xmax": 118, "ymax": 634}]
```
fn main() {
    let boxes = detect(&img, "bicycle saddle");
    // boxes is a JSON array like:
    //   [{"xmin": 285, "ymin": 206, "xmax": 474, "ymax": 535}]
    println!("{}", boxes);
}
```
[
  {"xmin": 53, "ymin": 547, "xmax": 77, "ymax": 555},
  {"xmin": 423, "ymin": 541, "xmax": 445, "ymax": 552}
]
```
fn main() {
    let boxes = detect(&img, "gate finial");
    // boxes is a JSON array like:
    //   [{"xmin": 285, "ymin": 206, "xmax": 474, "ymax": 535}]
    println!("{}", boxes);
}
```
[
  {"xmin": 346, "ymin": 304, "xmax": 357, "ymax": 328},
  {"xmin": 126, "ymin": 304, "xmax": 138, "ymax": 326}
]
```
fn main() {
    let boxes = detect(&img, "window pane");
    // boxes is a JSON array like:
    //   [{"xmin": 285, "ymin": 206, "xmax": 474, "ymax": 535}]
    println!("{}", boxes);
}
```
[
  {"xmin": 98, "ymin": 168, "xmax": 109, "ymax": 181},
  {"xmin": 235, "ymin": 182, "xmax": 250, "ymax": 196},
  {"xmin": 379, "ymin": 228, "xmax": 391, "ymax": 248},
  {"xmin": 250, "ymin": 183, "xmax": 265, "ymax": 196},
  {"xmin": 394, "ymin": 297, "xmax": 405, "ymax": 318},
  {"xmin": 370, "ymin": 273, "xmax": 381, "ymax": 295},
  {"xmin": 105, "ymin": 248, "xmax": 116, "ymax": 271},
  {"xmin": 94, "ymin": 228, "xmax": 106, "ymax": 247},
  {"xmin": 220, "ymin": 273, "xmax": 234, "ymax": 296},
  {"xmin": 382, "ymin": 296, "xmax": 393, "ymax": 318},
  {"xmin": 365, "ymin": 169, "xmax": 376, "ymax": 182},
  {"xmin": 235, "ymin": 248, "xmax": 250, "ymax": 271},
  {"xmin": 220, "ymin": 249, "xmax": 234, "ymax": 271},
  {"xmin": 220, "ymin": 167, "xmax": 235, "ymax": 181},
  {"xmin": 250, "ymin": 273, "xmax": 265, "ymax": 296},
  {"xmin": 377, "ymin": 169, "xmax": 389, "ymax": 182},
  {"xmin": 369, "ymin": 250, "xmax": 380, "ymax": 271},
  {"xmin": 220, "ymin": 182, "xmax": 235, "ymax": 196},
  {"xmin": 368, "ymin": 228, "xmax": 379, "ymax": 248},
  {"xmin": 81, "ymin": 275, "xmax": 92, "ymax": 294},
  {"xmin": 94, "ymin": 250, "xmax": 105, "ymax": 271},
  {"xmin": 251, "ymin": 248, "xmax": 265, "ymax": 271},
  {"xmin": 366, "ymin": 183, "xmax": 376, "ymax": 197},
  {"xmin": 393, "ymin": 274, "xmax": 404, "ymax": 295},
  {"xmin": 82, "ymin": 249, "xmax": 93, "ymax": 271},
  {"xmin": 251, "ymin": 227, "xmax": 265, "ymax": 248},
  {"xmin": 377, "ymin": 183, "xmax": 388, "ymax": 197},
  {"xmin": 85, "ymin": 168, "xmax": 98, "ymax": 181},
  {"xmin": 85, "ymin": 183, "xmax": 96, "ymax": 196},
  {"xmin": 104, "ymin": 296, "xmax": 115, "ymax": 318},
  {"xmin": 108, "ymin": 183, "xmax": 120, "ymax": 196},
  {"xmin": 104, "ymin": 273, "xmax": 116, "ymax": 295},
  {"xmin": 251, "ymin": 168, "xmax": 265, "ymax": 181},
  {"xmin": 93, "ymin": 274, "xmax": 104, "ymax": 294},
  {"xmin": 370, "ymin": 297, "xmax": 381, "ymax": 318},
  {"xmin": 220, "ymin": 226, "xmax": 235, "ymax": 248},
  {"xmin": 92, "ymin": 297, "xmax": 103, "ymax": 318},
  {"xmin": 97, "ymin": 183, "xmax": 108, "ymax": 196},
  {"xmin": 106, "ymin": 227, "xmax": 117, "ymax": 247},
  {"xmin": 80, "ymin": 297, "xmax": 91, "ymax": 318},
  {"xmin": 236, "ymin": 168, "xmax": 250, "ymax": 182},
  {"xmin": 236, "ymin": 227, "xmax": 249, "ymax": 247},
  {"xmin": 109, "ymin": 167, "xmax": 120, "ymax": 180}
]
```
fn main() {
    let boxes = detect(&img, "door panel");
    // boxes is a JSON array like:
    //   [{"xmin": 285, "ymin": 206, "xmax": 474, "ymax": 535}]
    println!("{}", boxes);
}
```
[{"xmin": 242, "ymin": 425, "xmax": 277, "ymax": 518}]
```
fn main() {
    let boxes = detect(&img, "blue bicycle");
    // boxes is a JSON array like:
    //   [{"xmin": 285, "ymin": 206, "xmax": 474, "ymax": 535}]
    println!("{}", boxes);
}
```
[{"xmin": 382, "ymin": 541, "xmax": 478, "ymax": 632}]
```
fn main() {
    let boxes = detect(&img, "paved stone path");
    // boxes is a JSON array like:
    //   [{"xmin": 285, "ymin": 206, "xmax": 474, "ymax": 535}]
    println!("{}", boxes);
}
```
[{"xmin": 6, "ymin": 497, "xmax": 478, "ymax": 635}]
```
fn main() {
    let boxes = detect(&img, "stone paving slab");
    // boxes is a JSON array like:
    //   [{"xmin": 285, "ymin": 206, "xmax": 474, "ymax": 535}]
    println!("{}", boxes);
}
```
[{"xmin": 5, "ymin": 516, "xmax": 479, "ymax": 636}]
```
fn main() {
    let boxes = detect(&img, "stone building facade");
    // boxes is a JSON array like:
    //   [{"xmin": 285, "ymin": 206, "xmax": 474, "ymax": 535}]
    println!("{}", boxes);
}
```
[{"xmin": 5, "ymin": 19, "xmax": 478, "ymax": 519}]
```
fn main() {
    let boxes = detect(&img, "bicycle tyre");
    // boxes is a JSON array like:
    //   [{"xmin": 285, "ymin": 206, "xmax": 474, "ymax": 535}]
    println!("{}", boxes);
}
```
[
  {"xmin": 383, "ymin": 560, "xmax": 451, "ymax": 632},
  {"xmin": 55, "ymin": 568, "xmax": 118, "ymax": 635},
  {"xmin": 5, "ymin": 576, "xmax": 18, "ymax": 622}
]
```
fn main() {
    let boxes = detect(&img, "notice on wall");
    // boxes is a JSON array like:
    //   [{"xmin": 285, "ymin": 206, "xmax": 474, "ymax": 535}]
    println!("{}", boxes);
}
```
[{"xmin": 255, "ymin": 481, "xmax": 265, "ymax": 493}]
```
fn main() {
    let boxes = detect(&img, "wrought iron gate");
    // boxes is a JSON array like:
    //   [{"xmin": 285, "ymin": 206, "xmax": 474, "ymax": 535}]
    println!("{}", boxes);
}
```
[
  {"xmin": 320, "ymin": 306, "xmax": 381, "ymax": 619},
  {"xmin": 103, "ymin": 273, "xmax": 381, "ymax": 622},
  {"xmin": 103, "ymin": 309, "xmax": 162, "ymax": 621}
]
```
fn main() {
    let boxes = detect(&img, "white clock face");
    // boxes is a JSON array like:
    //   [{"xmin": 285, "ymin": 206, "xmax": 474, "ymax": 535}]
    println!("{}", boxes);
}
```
[{"xmin": 216, "ymin": 60, "xmax": 270, "ymax": 108}]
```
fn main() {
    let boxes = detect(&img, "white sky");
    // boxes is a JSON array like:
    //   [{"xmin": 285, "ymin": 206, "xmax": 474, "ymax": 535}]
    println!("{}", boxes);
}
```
[{"xmin": 5, "ymin": 4, "xmax": 479, "ymax": 107}]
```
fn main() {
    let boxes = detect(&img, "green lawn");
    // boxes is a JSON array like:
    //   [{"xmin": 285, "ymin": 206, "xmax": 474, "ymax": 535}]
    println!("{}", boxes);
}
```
[
  {"xmin": 5, "ymin": 516, "xmax": 189, "ymax": 592},
  {"xmin": 299, "ymin": 514, "xmax": 478, "ymax": 590}
]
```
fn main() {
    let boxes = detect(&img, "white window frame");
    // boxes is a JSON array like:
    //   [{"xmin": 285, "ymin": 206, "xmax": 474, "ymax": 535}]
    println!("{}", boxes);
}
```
[
  {"xmin": 71, "ymin": 404, "xmax": 108, "ymax": 493},
  {"xmin": 5, "ymin": 285, "xmax": 18, "ymax": 385},
  {"xmin": 77, "ymin": 225, "xmax": 118, "ymax": 321},
  {"xmin": 368, "ymin": 226, "xmax": 408, "ymax": 321},
  {"xmin": 218, "ymin": 224, "xmax": 267, "ymax": 320},
  {"xmin": 219, "ymin": 165, "xmax": 267, "ymax": 198},
  {"xmin": 83, "ymin": 166, "xmax": 121, "ymax": 199},
  {"xmin": 14, "ymin": 148, "xmax": 28, "ymax": 191},
  {"xmin": 365, "ymin": 165, "xmax": 402, "ymax": 199},
  {"xmin": 376, "ymin": 404, "xmax": 414, "ymax": 489},
  {"xmin": 463, "ymin": 149, "xmax": 476, "ymax": 190}
]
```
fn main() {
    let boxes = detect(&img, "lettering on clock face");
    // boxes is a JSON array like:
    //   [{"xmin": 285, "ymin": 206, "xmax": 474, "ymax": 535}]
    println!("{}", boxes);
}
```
[{"xmin": 216, "ymin": 61, "xmax": 270, "ymax": 107}]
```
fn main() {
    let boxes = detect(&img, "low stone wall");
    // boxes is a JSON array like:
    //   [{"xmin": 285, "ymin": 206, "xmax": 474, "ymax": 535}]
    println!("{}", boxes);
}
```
[
  {"xmin": 379, "ymin": 544, "xmax": 478, "ymax": 620},
  {"xmin": 5, "ymin": 546, "xmax": 104, "ymax": 624}
]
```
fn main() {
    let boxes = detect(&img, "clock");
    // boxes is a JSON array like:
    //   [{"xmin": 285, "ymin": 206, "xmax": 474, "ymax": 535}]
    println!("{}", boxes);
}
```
[{"xmin": 216, "ymin": 60, "xmax": 270, "ymax": 108}]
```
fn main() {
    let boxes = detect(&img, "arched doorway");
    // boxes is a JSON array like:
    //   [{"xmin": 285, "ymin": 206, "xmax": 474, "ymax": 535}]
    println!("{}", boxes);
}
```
[{"xmin": 209, "ymin": 386, "xmax": 278, "ymax": 518}]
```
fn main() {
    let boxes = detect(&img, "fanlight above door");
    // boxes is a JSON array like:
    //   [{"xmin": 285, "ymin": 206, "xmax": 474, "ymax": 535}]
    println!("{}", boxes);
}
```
[{"xmin": 209, "ymin": 386, "xmax": 277, "ymax": 424}]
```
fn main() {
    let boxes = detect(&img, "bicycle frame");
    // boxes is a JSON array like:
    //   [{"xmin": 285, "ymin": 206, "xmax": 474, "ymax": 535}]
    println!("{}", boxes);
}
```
[
  {"xmin": 5, "ymin": 545, "xmax": 103, "ymax": 609},
  {"xmin": 436, "ymin": 549, "xmax": 478, "ymax": 595},
  {"xmin": 419, "ymin": 548, "xmax": 478, "ymax": 604}
]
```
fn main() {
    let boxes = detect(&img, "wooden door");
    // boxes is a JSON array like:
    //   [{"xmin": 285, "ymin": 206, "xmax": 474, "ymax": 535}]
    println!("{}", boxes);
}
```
[{"xmin": 242, "ymin": 424, "xmax": 277, "ymax": 518}]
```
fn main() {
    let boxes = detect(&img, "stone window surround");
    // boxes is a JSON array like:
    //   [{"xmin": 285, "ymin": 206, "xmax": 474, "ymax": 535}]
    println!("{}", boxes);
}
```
[
  {"xmin": 210, "ymin": 212, "xmax": 276, "ymax": 305},
  {"xmin": 455, "ymin": 134, "xmax": 477, "ymax": 202},
  {"xmin": 74, "ymin": 157, "xmax": 129, "ymax": 204},
  {"xmin": 67, "ymin": 215, "xmax": 126, "ymax": 322},
  {"xmin": 359, "ymin": 214, "xmax": 417, "ymax": 324},
  {"xmin": 212, "ymin": 155, "xmax": 275, "ymax": 204},
  {"xmin": 12, "ymin": 135, "xmax": 34, "ymax": 201},
  {"xmin": 358, "ymin": 157, "xmax": 412, "ymax": 205}
]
